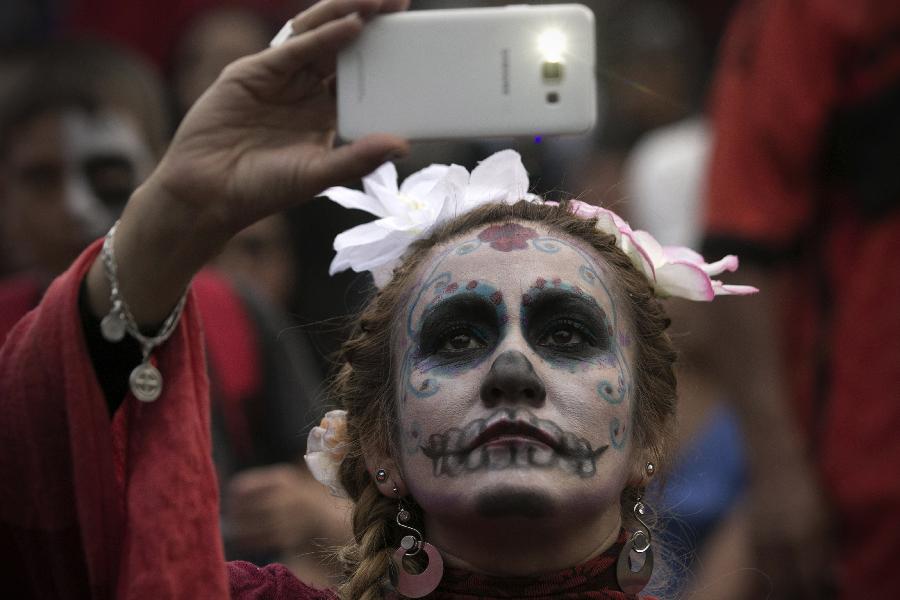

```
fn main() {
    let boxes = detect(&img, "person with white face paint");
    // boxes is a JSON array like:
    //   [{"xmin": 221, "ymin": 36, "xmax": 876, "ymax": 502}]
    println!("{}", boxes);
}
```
[
  {"xmin": 3, "ymin": 108, "xmax": 154, "ymax": 277},
  {"xmin": 0, "ymin": 1, "xmax": 757, "ymax": 598}
]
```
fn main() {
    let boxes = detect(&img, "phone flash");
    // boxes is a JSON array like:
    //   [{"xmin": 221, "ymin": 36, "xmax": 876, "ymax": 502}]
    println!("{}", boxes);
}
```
[{"xmin": 537, "ymin": 29, "xmax": 566, "ymax": 62}]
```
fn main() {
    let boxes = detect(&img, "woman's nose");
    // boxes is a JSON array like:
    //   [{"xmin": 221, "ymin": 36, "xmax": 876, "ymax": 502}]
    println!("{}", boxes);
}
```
[{"xmin": 479, "ymin": 350, "xmax": 546, "ymax": 408}]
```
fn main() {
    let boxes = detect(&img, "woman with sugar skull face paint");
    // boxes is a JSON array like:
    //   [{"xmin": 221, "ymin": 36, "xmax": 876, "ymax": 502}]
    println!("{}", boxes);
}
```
[{"xmin": 0, "ymin": 1, "xmax": 756, "ymax": 598}]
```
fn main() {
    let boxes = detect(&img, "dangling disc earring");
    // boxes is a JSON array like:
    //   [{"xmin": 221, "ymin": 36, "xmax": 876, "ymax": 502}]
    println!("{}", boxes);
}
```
[
  {"xmin": 391, "ymin": 500, "xmax": 444, "ymax": 598},
  {"xmin": 616, "ymin": 496, "xmax": 654, "ymax": 594}
]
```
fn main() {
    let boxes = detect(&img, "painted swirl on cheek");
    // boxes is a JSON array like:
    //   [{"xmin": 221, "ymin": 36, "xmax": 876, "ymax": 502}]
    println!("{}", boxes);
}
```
[
  {"xmin": 399, "ymin": 270, "xmax": 453, "ymax": 402},
  {"xmin": 609, "ymin": 417, "xmax": 628, "ymax": 450},
  {"xmin": 598, "ymin": 372, "xmax": 627, "ymax": 404}
]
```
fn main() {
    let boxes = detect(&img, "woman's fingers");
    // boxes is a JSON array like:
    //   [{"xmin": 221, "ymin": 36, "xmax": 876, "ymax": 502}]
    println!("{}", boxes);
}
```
[
  {"xmin": 290, "ymin": 0, "xmax": 384, "ymax": 35},
  {"xmin": 260, "ymin": 13, "xmax": 365, "ymax": 77},
  {"xmin": 289, "ymin": 0, "xmax": 411, "ymax": 36},
  {"xmin": 305, "ymin": 134, "xmax": 409, "ymax": 192}
]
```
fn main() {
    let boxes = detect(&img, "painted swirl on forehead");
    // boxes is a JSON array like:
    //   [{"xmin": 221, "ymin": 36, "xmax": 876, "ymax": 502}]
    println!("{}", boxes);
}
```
[{"xmin": 416, "ymin": 408, "xmax": 609, "ymax": 478}]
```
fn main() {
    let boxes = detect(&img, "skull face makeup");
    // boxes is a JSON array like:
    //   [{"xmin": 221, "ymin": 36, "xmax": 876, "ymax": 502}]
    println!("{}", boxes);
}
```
[
  {"xmin": 387, "ymin": 221, "xmax": 641, "ymax": 574},
  {"xmin": 5, "ymin": 108, "xmax": 154, "ymax": 275}
]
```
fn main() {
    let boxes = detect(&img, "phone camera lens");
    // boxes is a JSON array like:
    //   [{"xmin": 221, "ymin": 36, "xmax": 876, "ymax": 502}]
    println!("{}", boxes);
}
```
[{"xmin": 546, "ymin": 91, "xmax": 560, "ymax": 104}]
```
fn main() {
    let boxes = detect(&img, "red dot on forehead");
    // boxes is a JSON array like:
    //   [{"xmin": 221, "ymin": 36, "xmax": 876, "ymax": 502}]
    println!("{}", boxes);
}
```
[
  {"xmin": 490, "ymin": 291, "xmax": 503, "ymax": 305},
  {"xmin": 466, "ymin": 280, "xmax": 478, "ymax": 289},
  {"xmin": 535, "ymin": 277, "xmax": 546, "ymax": 289}
]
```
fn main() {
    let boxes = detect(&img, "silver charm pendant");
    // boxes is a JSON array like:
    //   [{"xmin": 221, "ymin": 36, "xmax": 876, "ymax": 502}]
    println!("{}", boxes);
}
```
[
  {"xmin": 129, "ymin": 362, "xmax": 163, "ymax": 402},
  {"xmin": 100, "ymin": 312, "xmax": 127, "ymax": 342}
]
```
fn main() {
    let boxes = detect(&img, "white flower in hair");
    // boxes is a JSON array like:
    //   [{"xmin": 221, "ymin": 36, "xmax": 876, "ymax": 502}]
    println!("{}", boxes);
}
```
[
  {"xmin": 324, "ymin": 149, "xmax": 757, "ymax": 301},
  {"xmin": 322, "ymin": 149, "xmax": 539, "ymax": 287},
  {"xmin": 305, "ymin": 410, "xmax": 350, "ymax": 498}
]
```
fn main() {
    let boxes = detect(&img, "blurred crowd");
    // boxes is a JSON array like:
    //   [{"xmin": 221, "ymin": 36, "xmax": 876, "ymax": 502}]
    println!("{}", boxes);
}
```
[{"xmin": 1, "ymin": 1, "xmax": 897, "ymax": 599}]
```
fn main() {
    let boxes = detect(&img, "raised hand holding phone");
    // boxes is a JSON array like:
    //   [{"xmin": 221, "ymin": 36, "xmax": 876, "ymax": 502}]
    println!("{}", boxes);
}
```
[{"xmin": 85, "ymin": 0, "xmax": 411, "ymax": 326}]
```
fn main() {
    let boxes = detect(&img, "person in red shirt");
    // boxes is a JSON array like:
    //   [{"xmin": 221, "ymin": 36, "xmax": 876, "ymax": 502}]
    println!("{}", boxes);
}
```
[{"xmin": 704, "ymin": 1, "xmax": 900, "ymax": 597}]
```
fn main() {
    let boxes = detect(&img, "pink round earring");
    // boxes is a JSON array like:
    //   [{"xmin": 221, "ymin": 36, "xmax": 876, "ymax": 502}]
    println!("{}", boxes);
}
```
[{"xmin": 391, "ymin": 502, "xmax": 444, "ymax": 598}]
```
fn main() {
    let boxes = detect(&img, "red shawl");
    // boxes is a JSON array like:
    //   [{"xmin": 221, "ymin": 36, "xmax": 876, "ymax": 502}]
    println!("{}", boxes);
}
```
[{"xmin": 0, "ymin": 240, "xmax": 227, "ymax": 598}]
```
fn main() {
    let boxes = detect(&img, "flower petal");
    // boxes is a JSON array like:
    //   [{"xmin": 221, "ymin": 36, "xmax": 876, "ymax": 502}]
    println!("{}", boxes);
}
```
[
  {"xmin": 661, "ymin": 245, "xmax": 704, "ymax": 265},
  {"xmin": 700, "ymin": 254, "xmax": 739, "ymax": 276},
  {"xmin": 712, "ymin": 282, "xmax": 759, "ymax": 296},
  {"xmin": 304, "ymin": 450, "xmax": 348, "ymax": 498},
  {"xmin": 331, "ymin": 220, "xmax": 416, "ymax": 274},
  {"xmin": 464, "ymin": 149, "xmax": 531, "ymax": 206},
  {"xmin": 619, "ymin": 230, "xmax": 657, "ymax": 280},
  {"xmin": 400, "ymin": 164, "xmax": 454, "ymax": 198},
  {"xmin": 320, "ymin": 186, "xmax": 389, "ymax": 217},
  {"xmin": 362, "ymin": 161, "xmax": 399, "ymax": 201},
  {"xmin": 566, "ymin": 199, "xmax": 601, "ymax": 219},
  {"xmin": 654, "ymin": 261, "xmax": 716, "ymax": 301},
  {"xmin": 631, "ymin": 230, "xmax": 666, "ymax": 269}
]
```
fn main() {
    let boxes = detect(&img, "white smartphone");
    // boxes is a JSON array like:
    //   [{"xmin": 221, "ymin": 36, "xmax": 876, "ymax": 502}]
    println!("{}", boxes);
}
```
[{"xmin": 337, "ymin": 4, "xmax": 597, "ymax": 140}]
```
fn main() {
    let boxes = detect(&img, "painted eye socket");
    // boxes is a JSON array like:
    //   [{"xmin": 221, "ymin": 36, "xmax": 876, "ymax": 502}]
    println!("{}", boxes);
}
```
[
  {"xmin": 537, "ymin": 321, "xmax": 595, "ymax": 349},
  {"xmin": 437, "ymin": 328, "xmax": 486, "ymax": 354}
]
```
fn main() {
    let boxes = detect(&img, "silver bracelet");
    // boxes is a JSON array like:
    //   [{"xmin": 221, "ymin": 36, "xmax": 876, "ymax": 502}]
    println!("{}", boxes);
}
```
[{"xmin": 100, "ymin": 221, "xmax": 188, "ymax": 402}]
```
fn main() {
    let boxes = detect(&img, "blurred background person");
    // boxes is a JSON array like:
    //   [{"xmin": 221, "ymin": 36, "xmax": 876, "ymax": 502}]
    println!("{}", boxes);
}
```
[
  {"xmin": 703, "ymin": 0, "xmax": 900, "ymax": 598},
  {"xmin": 169, "ymin": 4, "xmax": 274, "ymax": 120},
  {"xmin": 0, "ymin": 38, "xmax": 350, "ymax": 586}
]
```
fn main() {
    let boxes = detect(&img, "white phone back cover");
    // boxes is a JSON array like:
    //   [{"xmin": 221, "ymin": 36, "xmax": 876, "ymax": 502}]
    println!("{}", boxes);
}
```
[{"xmin": 338, "ymin": 4, "xmax": 596, "ymax": 140}]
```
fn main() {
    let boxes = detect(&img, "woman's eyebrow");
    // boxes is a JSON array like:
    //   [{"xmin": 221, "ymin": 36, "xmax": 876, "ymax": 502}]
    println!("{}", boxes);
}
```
[
  {"xmin": 418, "ymin": 293, "xmax": 501, "ymax": 338},
  {"xmin": 521, "ymin": 286, "xmax": 609, "ymax": 324}
]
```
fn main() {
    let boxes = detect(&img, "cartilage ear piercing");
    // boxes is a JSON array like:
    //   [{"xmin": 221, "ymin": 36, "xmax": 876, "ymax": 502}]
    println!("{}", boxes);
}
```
[
  {"xmin": 645, "ymin": 462, "xmax": 655, "ymax": 477},
  {"xmin": 375, "ymin": 468, "xmax": 388, "ymax": 483}
]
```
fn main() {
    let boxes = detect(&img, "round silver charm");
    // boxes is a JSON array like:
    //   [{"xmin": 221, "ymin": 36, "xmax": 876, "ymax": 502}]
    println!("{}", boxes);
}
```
[
  {"xmin": 129, "ymin": 362, "xmax": 163, "ymax": 402},
  {"xmin": 400, "ymin": 535, "xmax": 418, "ymax": 552},
  {"xmin": 100, "ymin": 313, "xmax": 127, "ymax": 342}
]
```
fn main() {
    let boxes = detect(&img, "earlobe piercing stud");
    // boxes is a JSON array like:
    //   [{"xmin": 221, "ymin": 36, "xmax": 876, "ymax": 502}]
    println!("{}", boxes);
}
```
[{"xmin": 375, "ymin": 468, "xmax": 388, "ymax": 482}]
